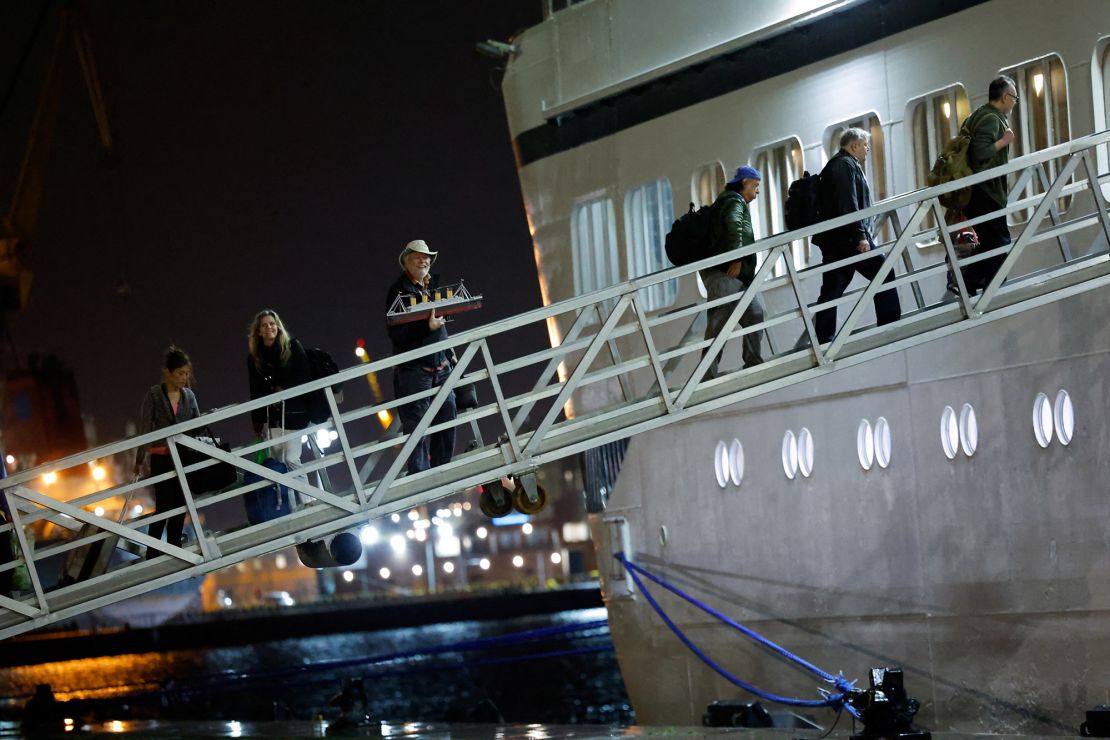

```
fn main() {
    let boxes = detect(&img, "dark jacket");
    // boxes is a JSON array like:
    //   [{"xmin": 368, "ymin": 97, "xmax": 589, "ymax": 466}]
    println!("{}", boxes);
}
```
[
  {"xmin": 247, "ymin": 338, "xmax": 312, "ymax": 433},
  {"xmin": 707, "ymin": 190, "xmax": 757, "ymax": 285},
  {"xmin": 135, "ymin": 384, "xmax": 200, "ymax": 469},
  {"xmin": 385, "ymin": 272, "xmax": 450, "ymax": 369},
  {"xmin": 963, "ymin": 103, "xmax": 1011, "ymax": 207},
  {"xmin": 813, "ymin": 149, "xmax": 872, "ymax": 256}
]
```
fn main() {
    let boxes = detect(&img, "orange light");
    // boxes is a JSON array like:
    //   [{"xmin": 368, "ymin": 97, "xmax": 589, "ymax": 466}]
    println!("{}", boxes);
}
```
[
  {"xmin": 377, "ymin": 409, "xmax": 393, "ymax": 428},
  {"xmin": 43, "ymin": 471, "xmax": 58, "ymax": 485},
  {"xmin": 91, "ymin": 465, "xmax": 107, "ymax": 481}
]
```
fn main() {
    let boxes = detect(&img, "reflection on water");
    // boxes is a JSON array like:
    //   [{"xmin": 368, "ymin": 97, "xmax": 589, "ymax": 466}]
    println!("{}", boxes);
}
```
[{"xmin": 0, "ymin": 609, "xmax": 631, "ymax": 726}]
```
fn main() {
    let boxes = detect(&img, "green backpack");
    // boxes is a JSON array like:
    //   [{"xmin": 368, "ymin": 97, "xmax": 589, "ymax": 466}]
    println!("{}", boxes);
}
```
[{"xmin": 928, "ymin": 112, "xmax": 995, "ymax": 210}]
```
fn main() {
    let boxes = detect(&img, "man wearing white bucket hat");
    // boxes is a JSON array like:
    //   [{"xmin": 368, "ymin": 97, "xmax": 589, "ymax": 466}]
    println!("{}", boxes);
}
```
[{"xmin": 385, "ymin": 239, "xmax": 456, "ymax": 474}]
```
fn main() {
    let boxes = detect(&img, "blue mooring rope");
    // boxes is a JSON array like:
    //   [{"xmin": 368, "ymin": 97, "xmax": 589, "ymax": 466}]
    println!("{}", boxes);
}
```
[{"xmin": 614, "ymin": 552, "xmax": 859, "ymax": 718}]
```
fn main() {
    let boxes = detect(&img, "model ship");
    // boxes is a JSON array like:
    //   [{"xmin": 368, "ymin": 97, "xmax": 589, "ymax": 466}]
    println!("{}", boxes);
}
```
[{"xmin": 385, "ymin": 280, "xmax": 482, "ymax": 326}]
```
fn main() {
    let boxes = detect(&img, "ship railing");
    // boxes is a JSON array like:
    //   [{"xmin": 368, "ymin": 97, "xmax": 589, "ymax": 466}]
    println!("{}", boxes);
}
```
[{"xmin": 0, "ymin": 129, "xmax": 1108, "ymax": 638}]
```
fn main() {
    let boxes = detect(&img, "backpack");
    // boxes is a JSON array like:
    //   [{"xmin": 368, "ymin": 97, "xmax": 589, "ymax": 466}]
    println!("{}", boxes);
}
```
[
  {"xmin": 665, "ymin": 201, "xmax": 719, "ymax": 266},
  {"xmin": 305, "ymin": 347, "xmax": 343, "ymax": 423},
  {"xmin": 784, "ymin": 171, "xmax": 821, "ymax": 230},
  {"xmin": 928, "ymin": 112, "xmax": 997, "ymax": 210}
]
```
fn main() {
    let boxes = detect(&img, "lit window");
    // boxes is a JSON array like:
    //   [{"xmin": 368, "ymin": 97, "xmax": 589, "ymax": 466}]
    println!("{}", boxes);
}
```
[
  {"xmin": 874, "ymin": 417, "xmax": 892, "ymax": 469},
  {"xmin": 691, "ymin": 161, "xmax": 727, "ymax": 208},
  {"xmin": 751, "ymin": 137, "xmax": 806, "ymax": 276},
  {"xmin": 1000, "ymin": 54, "xmax": 1072, "ymax": 220},
  {"xmin": 826, "ymin": 114, "xmax": 890, "ymax": 241},
  {"xmin": 782, "ymin": 430, "xmax": 798, "ymax": 480},
  {"xmin": 940, "ymin": 406, "xmax": 959, "ymax": 459},
  {"xmin": 906, "ymin": 84, "xmax": 972, "ymax": 240},
  {"xmin": 714, "ymin": 440, "xmax": 729, "ymax": 489},
  {"xmin": 958, "ymin": 403, "xmax": 978, "ymax": 457},
  {"xmin": 857, "ymin": 419, "xmax": 875, "ymax": 471},
  {"xmin": 728, "ymin": 439, "xmax": 744, "ymax": 487},
  {"xmin": 1054, "ymin": 390, "xmax": 1074, "ymax": 445},
  {"xmin": 624, "ymin": 178, "xmax": 677, "ymax": 311},
  {"xmin": 571, "ymin": 195, "xmax": 621, "ymax": 301},
  {"xmin": 1033, "ymin": 392, "xmax": 1054, "ymax": 448}
]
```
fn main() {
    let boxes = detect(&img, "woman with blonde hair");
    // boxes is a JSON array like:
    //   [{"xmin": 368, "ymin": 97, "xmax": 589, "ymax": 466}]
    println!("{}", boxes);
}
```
[
  {"xmin": 246, "ymin": 309, "xmax": 311, "ymax": 470},
  {"xmin": 134, "ymin": 345, "xmax": 200, "ymax": 555}
]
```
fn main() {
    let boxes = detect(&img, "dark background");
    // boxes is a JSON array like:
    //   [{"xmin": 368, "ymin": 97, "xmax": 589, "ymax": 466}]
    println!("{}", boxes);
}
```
[{"xmin": 0, "ymin": 0, "xmax": 546, "ymax": 448}]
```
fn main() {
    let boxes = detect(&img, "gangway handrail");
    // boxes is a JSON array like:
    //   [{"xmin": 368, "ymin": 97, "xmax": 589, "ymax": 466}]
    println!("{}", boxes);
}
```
[{"xmin": 1, "ymin": 127, "xmax": 1109, "ymax": 639}]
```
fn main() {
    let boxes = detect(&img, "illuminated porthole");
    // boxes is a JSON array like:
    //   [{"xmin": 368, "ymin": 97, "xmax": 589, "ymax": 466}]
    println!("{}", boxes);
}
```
[
  {"xmin": 782, "ymin": 430, "xmax": 798, "ymax": 480},
  {"xmin": 728, "ymin": 439, "xmax": 745, "ymax": 486},
  {"xmin": 797, "ymin": 428, "xmax": 814, "ymax": 478},
  {"xmin": 958, "ymin": 403, "xmax": 978, "ymax": 457},
  {"xmin": 1053, "ymin": 390, "xmax": 1074, "ymax": 446},
  {"xmin": 1033, "ymin": 393, "xmax": 1053, "ymax": 448},
  {"xmin": 714, "ymin": 440, "xmax": 729, "ymax": 488},
  {"xmin": 857, "ymin": 419, "xmax": 875, "ymax": 471},
  {"xmin": 874, "ymin": 417, "xmax": 892, "ymax": 469},
  {"xmin": 940, "ymin": 406, "xmax": 958, "ymax": 459}
]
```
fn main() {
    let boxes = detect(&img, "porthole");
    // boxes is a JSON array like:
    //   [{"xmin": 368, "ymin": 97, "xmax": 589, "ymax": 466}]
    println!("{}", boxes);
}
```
[
  {"xmin": 940, "ymin": 406, "xmax": 958, "ymax": 459},
  {"xmin": 714, "ymin": 440, "xmax": 729, "ymax": 488},
  {"xmin": 1053, "ymin": 390, "xmax": 1074, "ymax": 446},
  {"xmin": 958, "ymin": 403, "xmax": 978, "ymax": 457},
  {"xmin": 782, "ymin": 430, "xmax": 798, "ymax": 480},
  {"xmin": 874, "ymin": 417, "xmax": 892, "ymax": 468},
  {"xmin": 1033, "ymin": 393, "xmax": 1053, "ymax": 448},
  {"xmin": 857, "ymin": 419, "xmax": 874, "ymax": 471},
  {"xmin": 797, "ymin": 428, "xmax": 814, "ymax": 478},
  {"xmin": 728, "ymin": 439, "xmax": 745, "ymax": 486}
]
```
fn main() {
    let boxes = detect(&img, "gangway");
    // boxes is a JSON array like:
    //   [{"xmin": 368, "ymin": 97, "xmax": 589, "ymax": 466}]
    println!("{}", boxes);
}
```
[{"xmin": 1, "ymin": 130, "xmax": 1109, "ymax": 640}]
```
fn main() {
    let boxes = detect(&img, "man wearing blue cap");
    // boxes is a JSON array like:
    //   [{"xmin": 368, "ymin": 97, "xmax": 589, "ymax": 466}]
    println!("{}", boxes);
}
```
[{"xmin": 700, "ymin": 165, "xmax": 765, "ymax": 377}]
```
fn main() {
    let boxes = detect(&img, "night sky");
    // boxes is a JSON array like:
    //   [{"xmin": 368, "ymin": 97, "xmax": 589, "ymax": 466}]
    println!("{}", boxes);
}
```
[{"xmin": 0, "ymin": 1, "xmax": 547, "ymax": 451}]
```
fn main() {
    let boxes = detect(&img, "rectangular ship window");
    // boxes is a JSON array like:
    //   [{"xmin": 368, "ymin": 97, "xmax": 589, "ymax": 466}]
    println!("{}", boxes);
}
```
[
  {"xmin": 570, "ymin": 195, "xmax": 621, "ymax": 306},
  {"xmin": 826, "ymin": 114, "xmax": 890, "ymax": 242},
  {"xmin": 690, "ymin": 161, "xmax": 726, "ymax": 208},
  {"xmin": 751, "ymin": 137, "xmax": 805, "ymax": 276},
  {"xmin": 1098, "ymin": 37, "xmax": 1110, "ymax": 200},
  {"xmin": 624, "ymin": 178, "xmax": 676, "ymax": 311},
  {"xmin": 906, "ymin": 84, "xmax": 971, "ymax": 240}
]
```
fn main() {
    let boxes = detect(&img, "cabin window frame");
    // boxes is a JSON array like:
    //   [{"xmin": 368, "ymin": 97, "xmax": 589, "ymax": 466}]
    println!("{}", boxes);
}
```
[
  {"xmin": 905, "ymin": 83, "xmax": 973, "ymax": 244},
  {"xmin": 570, "ymin": 192, "xmax": 621, "ymax": 307},
  {"xmin": 823, "ymin": 112, "xmax": 891, "ymax": 242},
  {"xmin": 690, "ymin": 161, "xmax": 727, "ymax": 208},
  {"xmin": 623, "ymin": 177, "xmax": 677, "ymax": 312},
  {"xmin": 749, "ymin": 135, "xmax": 806, "ymax": 277},
  {"xmin": 1092, "ymin": 37, "xmax": 1110, "ymax": 201}
]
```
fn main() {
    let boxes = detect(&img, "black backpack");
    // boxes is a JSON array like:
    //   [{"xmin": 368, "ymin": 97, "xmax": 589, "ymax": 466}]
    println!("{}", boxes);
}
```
[
  {"xmin": 784, "ymin": 171, "xmax": 821, "ymax": 231},
  {"xmin": 665, "ymin": 201, "xmax": 719, "ymax": 266},
  {"xmin": 305, "ymin": 347, "xmax": 344, "ymax": 423}
]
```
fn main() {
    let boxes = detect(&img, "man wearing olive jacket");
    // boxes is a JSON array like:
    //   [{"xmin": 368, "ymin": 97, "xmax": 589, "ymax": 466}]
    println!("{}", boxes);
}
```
[
  {"xmin": 812, "ymin": 127, "xmax": 901, "ymax": 344},
  {"xmin": 699, "ymin": 165, "xmax": 765, "ymax": 378},
  {"xmin": 958, "ymin": 74, "xmax": 1018, "ymax": 294}
]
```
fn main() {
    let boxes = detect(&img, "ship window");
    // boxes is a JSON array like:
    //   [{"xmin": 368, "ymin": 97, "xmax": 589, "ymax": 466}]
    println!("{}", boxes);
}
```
[
  {"xmin": 1096, "ymin": 38, "xmax": 1110, "ymax": 200},
  {"xmin": 571, "ymin": 195, "xmax": 621, "ymax": 303},
  {"xmin": 1053, "ymin": 390, "xmax": 1074, "ymax": 446},
  {"xmin": 751, "ymin": 138, "xmax": 807, "ymax": 276},
  {"xmin": 781, "ymin": 430, "xmax": 798, "ymax": 480},
  {"xmin": 624, "ymin": 178, "xmax": 677, "ymax": 311},
  {"xmin": 906, "ymin": 85, "xmax": 972, "ymax": 242},
  {"xmin": 958, "ymin": 403, "xmax": 978, "ymax": 457},
  {"xmin": 728, "ymin": 439, "xmax": 745, "ymax": 486},
  {"xmin": 1000, "ymin": 54, "xmax": 1072, "ymax": 220},
  {"xmin": 797, "ymin": 427, "xmax": 814, "ymax": 478},
  {"xmin": 874, "ymin": 416, "xmax": 892, "ymax": 468},
  {"xmin": 826, "ymin": 114, "xmax": 890, "ymax": 242},
  {"xmin": 714, "ymin": 440, "xmax": 729, "ymax": 488},
  {"xmin": 940, "ymin": 406, "xmax": 959, "ymax": 459},
  {"xmin": 1033, "ymin": 392, "xmax": 1054, "ymax": 448},
  {"xmin": 857, "ymin": 419, "xmax": 874, "ymax": 471},
  {"xmin": 691, "ymin": 162, "xmax": 727, "ymax": 208}
]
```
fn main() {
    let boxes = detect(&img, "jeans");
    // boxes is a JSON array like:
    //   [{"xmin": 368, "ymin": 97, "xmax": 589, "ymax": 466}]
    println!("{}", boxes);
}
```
[
  {"xmin": 959, "ymin": 186, "xmax": 1011, "ymax": 293},
  {"xmin": 148, "ymin": 453, "xmax": 186, "ymax": 554},
  {"xmin": 814, "ymin": 243, "xmax": 902, "ymax": 344},
  {"xmin": 394, "ymin": 365, "xmax": 457, "ymax": 475},
  {"xmin": 699, "ymin": 269, "xmax": 765, "ymax": 375}
]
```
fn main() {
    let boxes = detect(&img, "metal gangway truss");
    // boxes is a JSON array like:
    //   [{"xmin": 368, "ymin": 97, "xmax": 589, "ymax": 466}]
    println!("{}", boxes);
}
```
[{"xmin": 2, "ymin": 130, "xmax": 1109, "ymax": 641}]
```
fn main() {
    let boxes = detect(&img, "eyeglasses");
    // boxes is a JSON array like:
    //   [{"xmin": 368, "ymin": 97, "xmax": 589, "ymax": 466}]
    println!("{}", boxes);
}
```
[{"xmin": 1006, "ymin": 91, "xmax": 1020, "ymax": 102}]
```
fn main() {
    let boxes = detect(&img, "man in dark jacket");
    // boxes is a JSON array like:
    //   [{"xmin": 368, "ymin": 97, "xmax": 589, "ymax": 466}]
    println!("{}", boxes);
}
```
[
  {"xmin": 957, "ymin": 74, "xmax": 1017, "ymax": 295},
  {"xmin": 699, "ymin": 165, "xmax": 765, "ymax": 377},
  {"xmin": 385, "ymin": 239, "xmax": 456, "ymax": 475},
  {"xmin": 811, "ymin": 128, "xmax": 901, "ymax": 344}
]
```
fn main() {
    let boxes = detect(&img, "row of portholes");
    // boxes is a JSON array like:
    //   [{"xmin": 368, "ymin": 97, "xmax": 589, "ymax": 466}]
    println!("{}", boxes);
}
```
[
  {"xmin": 856, "ymin": 418, "xmax": 892, "ymax": 470},
  {"xmin": 939, "ymin": 404, "xmax": 979, "ymax": 459},
  {"xmin": 713, "ymin": 428, "xmax": 816, "ymax": 488},
  {"xmin": 939, "ymin": 390, "xmax": 1074, "ymax": 459}
]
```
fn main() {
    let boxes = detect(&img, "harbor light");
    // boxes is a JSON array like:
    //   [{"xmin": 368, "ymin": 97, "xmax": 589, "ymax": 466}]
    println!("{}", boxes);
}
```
[
  {"xmin": 462, "ymin": 501, "xmax": 471, "ymax": 511},
  {"xmin": 479, "ymin": 558, "xmax": 490, "ymax": 570},
  {"xmin": 315, "ymin": 430, "xmax": 332, "ymax": 449},
  {"xmin": 355, "ymin": 346, "xmax": 366, "ymax": 359},
  {"xmin": 414, "ymin": 528, "xmax": 427, "ymax": 542},
  {"xmin": 391, "ymin": 513, "xmax": 401, "ymax": 523},
  {"xmin": 436, "ymin": 508, "xmax": 451, "ymax": 519},
  {"xmin": 132, "ymin": 504, "xmax": 143, "ymax": 516},
  {"xmin": 94, "ymin": 506, "xmax": 105, "ymax": 517},
  {"xmin": 476, "ymin": 526, "xmax": 488, "ymax": 539},
  {"xmin": 437, "ymin": 522, "xmax": 453, "ymax": 538},
  {"xmin": 390, "ymin": 534, "xmax": 406, "ymax": 555},
  {"xmin": 443, "ymin": 561, "xmax": 455, "ymax": 574},
  {"xmin": 91, "ymin": 465, "xmax": 107, "ymax": 481},
  {"xmin": 522, "ymin": 522, "xmax": 533, "ymax": 535},
  {"xmin": 412, "ymin": 564, "xmax": 423, "ymax": 576},
  {"xmin": 377, "ymin": 409, "xmax": 393, "ymax": 428},
  {"xmin": 512, "ymin": 555, "xmax": 524, "ymax": 568},
  {"xmin": 275, "ymin": 554, "xmax": 287, "ymax": 569},
  {"xmin": 379, "ymin": 567, "xmax": 391, "ymax": 579},
  {"xmin": 407, "ymin": 510, "xmax": 420, "ymax": 521},
  {"xmin": 42, "ymin": 471, "xmax": 58, "ymax": 486},
  {"xmin": 360, "ymin": 525, "xmax": 379, "ymax": 545},
  {"xmin": 342, "ymin": 570, "xmax": 355, "ymax": 583},
  {"xmin": 405, "ymin": 530, "xmax": 415, "ymax": 539},
  {"xmin": 551, "ymin": 552, "xmax": 562, "ymax": 564},
  {"xmin": 4, "ymin": 454, "xmax": 13, "ymax": 465}
]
